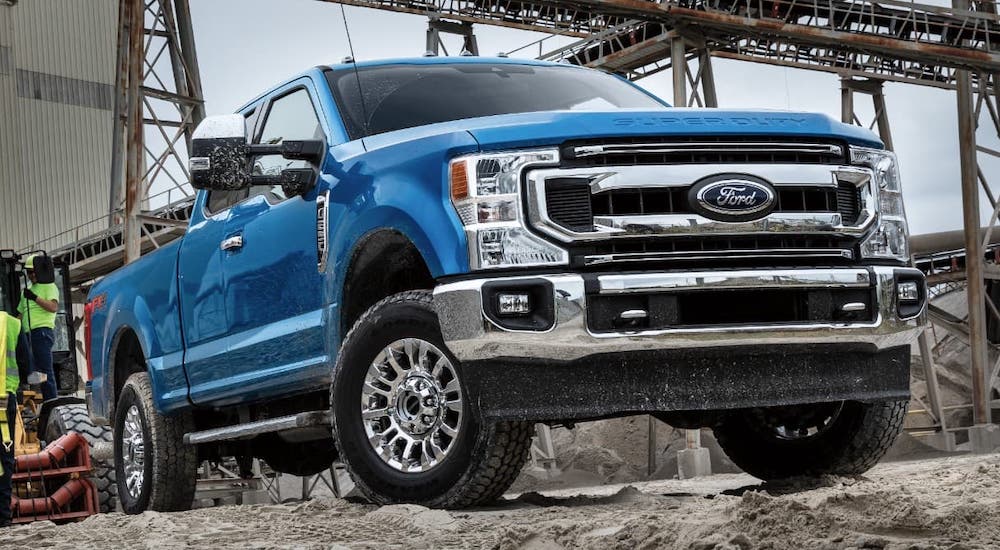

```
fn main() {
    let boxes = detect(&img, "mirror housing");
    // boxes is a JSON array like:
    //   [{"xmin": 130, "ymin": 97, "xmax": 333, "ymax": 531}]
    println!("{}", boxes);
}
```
[
  {"xmin": 190, "ymin": 114, "xmax": 251, "ymax": 191},
  {"xmin": 189, "ymin": 114, "xmax": 326, "ymax": 195},
  {"xmin": 277, "ymin": 168, "xmax": 318, "ymax": 197}
]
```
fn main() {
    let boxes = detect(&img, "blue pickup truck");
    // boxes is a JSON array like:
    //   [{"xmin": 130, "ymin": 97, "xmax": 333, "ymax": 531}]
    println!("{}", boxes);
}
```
[{"xmin": 85, "ymin": 57, "xmax": 926, "ymax": 512}]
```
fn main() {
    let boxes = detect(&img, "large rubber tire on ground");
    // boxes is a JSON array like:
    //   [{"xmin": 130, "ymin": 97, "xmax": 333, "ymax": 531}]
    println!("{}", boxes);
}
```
[
  {"xmin": 113, "ymin": 372, "xmax": 198, "ymax": 514},
  {"xmin": 713, "ymin": 399, "xmax": 908, "ymax": 480},
  {"xmin": 45, "ymin": 404, "xmax": 117, "ymax": 513},
  {"xmin": 331, "ymin": 291, "xmax": 533, "ymax": 508}
]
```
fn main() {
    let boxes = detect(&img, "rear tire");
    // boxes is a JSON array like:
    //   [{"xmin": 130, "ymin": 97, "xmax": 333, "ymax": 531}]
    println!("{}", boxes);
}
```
[
  {"xmin": 113, "ymin": 372, "xmax": 198, "ymax": 513},
  {"xmin": 331, "ymin": 291, "xmax": 532, "ymax": 508},
  {"xmin": 45, "ymin": 404, "xmax": 117, "ymax": 512},
  {"xmin": 713, "ymin": 399, "xmax": 908, "ymax": 480}
]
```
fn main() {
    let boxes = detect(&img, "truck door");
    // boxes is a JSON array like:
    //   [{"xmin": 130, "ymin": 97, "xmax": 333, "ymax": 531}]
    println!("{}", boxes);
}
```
[
  {"xmin": 190, "ymin": 82, "xmax": 329, "ymax": 405},
  {"xmin": 177, "ymin": 191, "xmax": 237, "ymax": 387},
  {"xmin": 179, "ymin": 108, "xmax": 261, "ymax": 399}
]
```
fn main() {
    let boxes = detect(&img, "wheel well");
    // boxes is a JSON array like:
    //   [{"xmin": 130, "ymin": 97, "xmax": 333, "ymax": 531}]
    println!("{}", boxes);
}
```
[
  {"xmin": 110, "ymin": 328, "xmax": 145, "ymax": 416},
  {"xmin": 341, "ymin": 230, "xmax": 435, "ymax": 337}
]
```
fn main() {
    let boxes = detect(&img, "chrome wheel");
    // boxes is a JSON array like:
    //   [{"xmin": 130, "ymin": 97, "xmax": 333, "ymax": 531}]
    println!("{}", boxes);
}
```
[
  {"xmin": 360, "ymin": 338, "xmax": 463, "ymax": 473},
  {"xmin": 121, "ymin": 405, "xmax": 146, "ymax": 499}
]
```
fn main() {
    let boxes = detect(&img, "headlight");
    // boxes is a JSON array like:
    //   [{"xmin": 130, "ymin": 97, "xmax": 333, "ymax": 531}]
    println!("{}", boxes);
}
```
[
  {"xmin": 851, "ymin": 147, "xmax": 909, "ymax": 262},
  {"xmin": 449, "ymin": 150, "xmax": 568, "ymax": 270}
]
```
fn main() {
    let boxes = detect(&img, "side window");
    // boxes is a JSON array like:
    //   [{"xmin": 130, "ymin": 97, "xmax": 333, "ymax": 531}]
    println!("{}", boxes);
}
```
[
  {"xmin": 249, "ymin": 88, "xmax": 324, "ymax": 202},
  {"xmin": 205, "ymin": 109, "xmax": 258, "ymax": 215}
]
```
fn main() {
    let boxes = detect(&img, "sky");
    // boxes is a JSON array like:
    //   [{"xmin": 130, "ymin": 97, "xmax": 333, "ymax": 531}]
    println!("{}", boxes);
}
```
[{"xmin": 187, "ymin": 0, "xmax": 999, "ymax": 236}]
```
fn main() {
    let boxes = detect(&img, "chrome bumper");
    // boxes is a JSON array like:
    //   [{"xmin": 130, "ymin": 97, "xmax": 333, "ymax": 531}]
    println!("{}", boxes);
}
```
[{"xmin": 433, "ymin": 267, "xmax": 925, "ymax": 363}]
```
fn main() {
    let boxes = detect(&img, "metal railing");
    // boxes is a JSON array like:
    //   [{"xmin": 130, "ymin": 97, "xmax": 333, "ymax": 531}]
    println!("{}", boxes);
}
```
[
  {"xmin": 536, "ymin": 0, "xmax": 1000, "ymax": 87},
  {"xmin": 22, "ymin": 187, "xmax": 195, "ymax": 284}
]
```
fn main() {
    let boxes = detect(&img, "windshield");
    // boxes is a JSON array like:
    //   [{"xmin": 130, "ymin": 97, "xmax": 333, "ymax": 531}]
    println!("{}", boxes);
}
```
[{"xmin": 326, "ymin": 63, "xmax": 666, "ymax": 140}]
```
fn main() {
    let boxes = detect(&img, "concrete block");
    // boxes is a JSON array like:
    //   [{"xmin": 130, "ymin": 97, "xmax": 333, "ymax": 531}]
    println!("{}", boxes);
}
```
[
  {"xmin": 923, "ymin": 431, "xmax": 957, "ymax": 452},
  {"xmin": 968, "ymin": 424, "xmax": 1000, "ymax": 454},
  {"xmin": 677, "ymin": 447, "xmax": 712, "ymax": 479}
]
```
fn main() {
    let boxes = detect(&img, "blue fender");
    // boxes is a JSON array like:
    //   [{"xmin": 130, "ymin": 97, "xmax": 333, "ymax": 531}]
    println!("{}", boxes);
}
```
[{"xmin": 88, "ymin": 241, "xmax": 186, "ymax": 419}]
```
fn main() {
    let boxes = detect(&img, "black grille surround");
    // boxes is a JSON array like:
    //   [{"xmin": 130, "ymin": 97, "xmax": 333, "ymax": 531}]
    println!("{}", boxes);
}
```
[
  {"xmin": 587, "ymin": 287, "xmax": 876, "ymax": 333},
  {"xmin": 543, "ymin": 178, "xmax": 863, "ymax": 232},
  {"xmin": 589, "ymin": 235, "xmax": 855, "ymax": 255},
  {"xmin": 545, "ymin": 182, "xmax": 862, "ymax": 219}
]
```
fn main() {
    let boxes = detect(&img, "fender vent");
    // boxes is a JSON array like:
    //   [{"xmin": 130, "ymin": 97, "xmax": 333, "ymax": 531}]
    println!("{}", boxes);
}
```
[
  {"xmin": 316, "ymin": 191, "xmax": 329, "ymax": 272},
  {"xmin": 544, "ymin": 178, "xmax": 592, "ymax": 232},
  {"xmin": 837, "ymin": 181, "xmax": 862, "ymax": 225}
]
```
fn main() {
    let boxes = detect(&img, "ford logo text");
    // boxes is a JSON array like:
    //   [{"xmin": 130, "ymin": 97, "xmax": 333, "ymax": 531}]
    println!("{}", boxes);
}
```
[{"xmin": 689, "ymin": 175, "xmax": 777, "ymax": 222}]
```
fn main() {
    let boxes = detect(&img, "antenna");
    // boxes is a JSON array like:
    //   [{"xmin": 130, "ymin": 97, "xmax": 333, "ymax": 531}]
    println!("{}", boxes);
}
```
[{"xmin": 338, "ymin": 4, "xmax": 371, "ymax": 137}]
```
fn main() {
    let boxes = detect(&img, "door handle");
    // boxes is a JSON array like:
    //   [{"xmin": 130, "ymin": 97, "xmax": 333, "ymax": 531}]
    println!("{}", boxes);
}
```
[{"xmin": 220, "ymin": 235, "xmax": 244, "ymax": 251}]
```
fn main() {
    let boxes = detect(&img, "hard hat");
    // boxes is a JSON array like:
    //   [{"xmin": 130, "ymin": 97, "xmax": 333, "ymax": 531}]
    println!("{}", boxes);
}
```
[{"xmin": 24, "ymin": 255, "xmax": 35, "ymax": 270}]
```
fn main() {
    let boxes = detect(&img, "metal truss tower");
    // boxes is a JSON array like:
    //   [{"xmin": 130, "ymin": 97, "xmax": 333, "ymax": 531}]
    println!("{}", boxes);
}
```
[{"xmin": 111, "ymin": 0, "xmax": 203, "ymax": 265}]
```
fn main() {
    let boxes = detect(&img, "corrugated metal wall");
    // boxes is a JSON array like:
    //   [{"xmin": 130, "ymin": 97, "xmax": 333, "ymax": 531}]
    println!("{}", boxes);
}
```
[{"xmin": 0, "ymin": 0, "xmax": 116, "ymax": 252}]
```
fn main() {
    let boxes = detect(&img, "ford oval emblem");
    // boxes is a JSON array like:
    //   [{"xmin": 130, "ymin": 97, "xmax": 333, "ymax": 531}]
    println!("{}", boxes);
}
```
[{"xmin": 688, "ymin": 175, "xmax": 777, "ymax": 222}]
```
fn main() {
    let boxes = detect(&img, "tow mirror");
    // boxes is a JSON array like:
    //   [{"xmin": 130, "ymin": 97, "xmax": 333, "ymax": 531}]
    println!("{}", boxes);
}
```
[
  {"xmin": 190, "ymin": 114, "xmax": 251, "ymax": 191},
  {"xmin": 190, "ymin": 114, "xmax": 325, "ymax": 195}
]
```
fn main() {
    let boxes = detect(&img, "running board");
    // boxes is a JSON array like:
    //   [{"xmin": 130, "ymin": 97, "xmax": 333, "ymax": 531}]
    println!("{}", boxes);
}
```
[{"xmin": 183, "ymin": 411, "xmax": 331, "ymax": 445}]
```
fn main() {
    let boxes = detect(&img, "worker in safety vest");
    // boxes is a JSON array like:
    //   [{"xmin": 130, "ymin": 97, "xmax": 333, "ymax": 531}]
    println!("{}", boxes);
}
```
[
  {"xmin": 0, "ymin": 311, "xmax": 21, "ymax": 527},
  {"xmin": 16, "ymin": 255, "xmax": 59, "ymax": 401}
]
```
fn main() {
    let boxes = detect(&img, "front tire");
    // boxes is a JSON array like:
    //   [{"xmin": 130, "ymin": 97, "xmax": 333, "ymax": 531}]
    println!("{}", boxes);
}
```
[
  {"xmin": 113, "ymin": 372, "xmax": 198, "ymax": 513},
  {"xmin": 713, "ymin": 399, "xmax": 908, "ymax": 480},
  {"xmin": 331, "ymin": 291, "xmax": 532, "ymax": 508}
]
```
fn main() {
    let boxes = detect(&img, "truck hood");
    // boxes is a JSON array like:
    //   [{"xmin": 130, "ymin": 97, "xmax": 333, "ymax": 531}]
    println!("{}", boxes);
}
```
[
  {"xmin": 459, "ymin": 109, "xmax": 882, "ymax": 151},
  {"xmin": 356, "ymin": 108, "xmax": 883, "ymax": 160}
]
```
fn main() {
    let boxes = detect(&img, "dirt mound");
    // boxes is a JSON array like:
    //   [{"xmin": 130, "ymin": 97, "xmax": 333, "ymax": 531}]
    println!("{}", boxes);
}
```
[{"xmin": 5, "ymin": 454, "xmax": 996, "ymax": 549}]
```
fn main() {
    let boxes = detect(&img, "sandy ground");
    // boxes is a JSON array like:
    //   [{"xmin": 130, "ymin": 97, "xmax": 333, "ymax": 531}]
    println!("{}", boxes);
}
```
[{"xmin": 3, "ymin": 453, "xmax": 999, "ymax": 550}]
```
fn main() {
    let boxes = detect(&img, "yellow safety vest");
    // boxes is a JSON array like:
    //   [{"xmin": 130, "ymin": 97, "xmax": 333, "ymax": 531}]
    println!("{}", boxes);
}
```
[
  {"xmin": 0, "ymin": 311, "xmax": 18, "ymax": 394},
  {"xmin": 0, "ymin": 311, "xmax": 18, "ymax": 462}
]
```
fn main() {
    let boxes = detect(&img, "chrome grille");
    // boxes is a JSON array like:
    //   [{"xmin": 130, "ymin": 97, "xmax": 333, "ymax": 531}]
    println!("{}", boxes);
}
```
[{"xmin": 526, "ymin": 141, "xmax": 876, "ymax": 266}]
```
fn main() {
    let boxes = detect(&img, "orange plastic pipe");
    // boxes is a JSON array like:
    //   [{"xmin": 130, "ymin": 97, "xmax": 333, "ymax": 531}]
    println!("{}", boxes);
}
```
[
  {"xmin": 14, "ymin": 432, "xmax": 87, "ymax": 471},
  {"xmin": 12, "ymin": 478, "xmax": 88, "ymax": 514}
]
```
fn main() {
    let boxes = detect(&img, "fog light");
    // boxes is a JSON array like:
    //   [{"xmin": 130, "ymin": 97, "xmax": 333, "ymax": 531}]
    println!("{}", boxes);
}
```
[
  {"xmin": 497, "ymin": 293, "xmax": 531, "ymax": 315},
  {"xmin": 897, "ymin": 281, "xmax": 919, "ymax": 302}
]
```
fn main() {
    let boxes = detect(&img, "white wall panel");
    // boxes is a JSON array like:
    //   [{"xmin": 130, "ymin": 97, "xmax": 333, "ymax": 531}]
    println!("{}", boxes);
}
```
[
  {"xmin": 0, "ymin": 1, "xmax": 115, "ymax": 252},
  {"xmin": 11, "ymin": 0, "xmax": 115, "ymax": 82}
]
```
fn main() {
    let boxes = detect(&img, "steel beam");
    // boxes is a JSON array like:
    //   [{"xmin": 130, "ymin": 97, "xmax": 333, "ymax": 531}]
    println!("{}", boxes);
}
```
[
  {"xmin": 841, "ymin": 77, "xmax": 895, "ymax": 149},
  {"xmin": 426, "ymin": 16, "xmax": 479, "ymax": 56},
  {"xmin": 957, "ymin": 69, "xmax": 991, "ymax": 426},
  {"xmin": 671, "ymin": 37, "xmax": 686, "ymax": 106},
  {"xmin": 109, "ymin": 0, "xmax": 129, "ymax": 228},
  {"xmin": 123, "ymin": 0, "xmax": 143, "ymax": 264},
  {"xmin": 175, "ymin": 0, "xmax": 205, "ymax": 131},
  {"xmin": 698, "ymin": 49, "xmax": 718, "ymax": 108}
]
